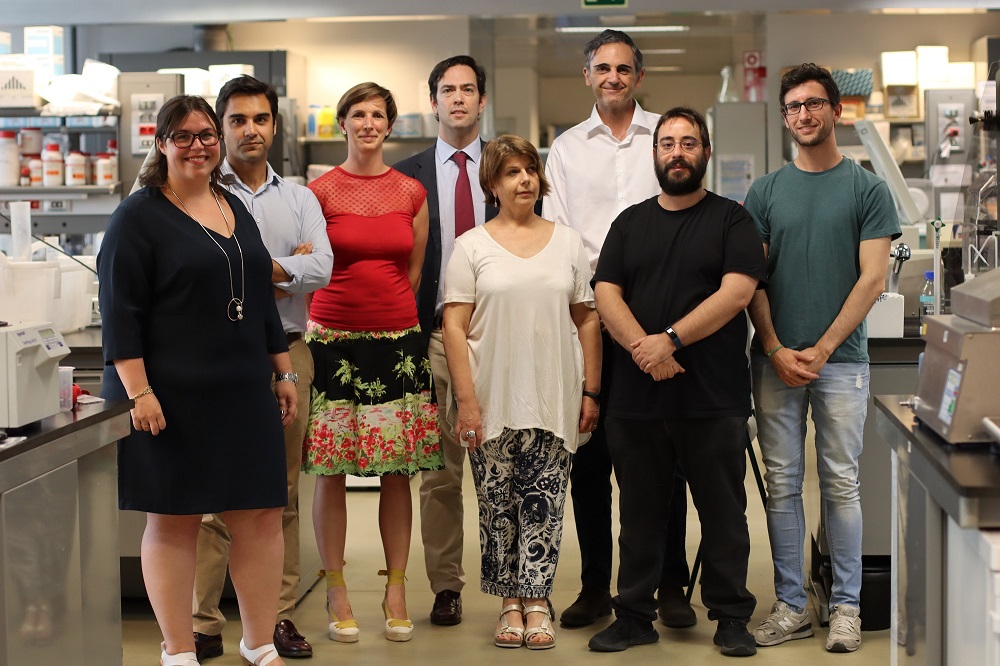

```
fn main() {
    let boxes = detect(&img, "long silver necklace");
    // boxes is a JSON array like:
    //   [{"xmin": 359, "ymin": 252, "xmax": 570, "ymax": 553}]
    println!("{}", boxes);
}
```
[{"xmin": 167, "ymin": 184, "xmax": 245, "ymax": 321}]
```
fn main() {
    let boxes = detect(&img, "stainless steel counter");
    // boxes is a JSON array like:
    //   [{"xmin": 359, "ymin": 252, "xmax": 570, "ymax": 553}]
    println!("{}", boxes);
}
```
[{"xmin": 0, "ymin": 401, "xmax": 130, "ymax": 666}]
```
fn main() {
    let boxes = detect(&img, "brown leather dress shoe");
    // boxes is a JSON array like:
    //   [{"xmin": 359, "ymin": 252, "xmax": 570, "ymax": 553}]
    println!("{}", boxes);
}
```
[
  {"xmin": 273, "ymin": 619, "xmax": 313, "ymax": 658},
  {"xmin": 430, "ymin": 590, "xmax": 463, "ymax": 626},
  {"xmin": 193, "ymin": 632, "xmax": 223, "ymax": 662}
]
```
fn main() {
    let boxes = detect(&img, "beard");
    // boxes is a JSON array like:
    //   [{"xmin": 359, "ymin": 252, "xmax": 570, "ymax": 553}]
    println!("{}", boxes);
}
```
[
  {"xmin": 790, "ymin": 120, "xmax": 833, "ymax": 147},
  {"xmin": 655, "ymin": 154, "xmax": 709, "ymax": 196}
]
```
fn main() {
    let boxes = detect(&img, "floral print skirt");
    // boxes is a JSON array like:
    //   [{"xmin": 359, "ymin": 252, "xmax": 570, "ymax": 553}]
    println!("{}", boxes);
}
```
[{"xmin": 303, "ymin": 322, "xmax": 442, "ymax": 476}]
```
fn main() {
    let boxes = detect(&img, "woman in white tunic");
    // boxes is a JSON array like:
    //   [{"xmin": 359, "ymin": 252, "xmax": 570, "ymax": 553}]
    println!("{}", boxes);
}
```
[{"xmin": 442, "ymin": 134, "xmax": 601, "ymax": 650}]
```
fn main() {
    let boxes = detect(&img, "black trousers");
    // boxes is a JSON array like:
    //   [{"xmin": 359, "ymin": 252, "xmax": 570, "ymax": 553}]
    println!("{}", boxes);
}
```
[
  {"xmin": 607, "ymin": 415, "xmax": 756, "ymax": 623},
  {"xmin": 568, "ymin": 331, "xmax": 689, "ymax": 590}
]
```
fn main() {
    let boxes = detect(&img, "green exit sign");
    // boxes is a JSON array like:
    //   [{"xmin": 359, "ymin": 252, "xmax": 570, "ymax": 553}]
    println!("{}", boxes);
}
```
[{"xmin": 583, "ymin": 0, "xmax": 628, "ymax": 7}]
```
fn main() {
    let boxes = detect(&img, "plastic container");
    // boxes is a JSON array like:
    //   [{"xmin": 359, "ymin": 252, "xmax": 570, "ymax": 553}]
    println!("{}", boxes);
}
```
[
  {"xmin": 28, "ymin": 156, "xmax": 42, "ymax": 186},
  {"xmin": 42, "ymin": 143, "xmax": 64, "ymax": 187},
  {"xmin": 18, "ymin": 127, "xmax": 43, "ymax": 156},
  {"xmin": 82, "ymin": 151, "xmax": 94, "ymax": 185},
  {"xmin": 95, "ymin": 153, "xmax": 114, "ymax": 186},
  {"xmin": 58, "ymin": 366, "xmax": 75, "ymax": 412},
  {"xmin": 53, "ymin": 254, "xmax": 95, "ymax": 333},
  {"xmin": 0, "ymin": 130, "xmax": 19, "ymax": 187},
  {"xmin": 19, "ymin": 166, "xmax": 30, "ymax": 186},
  {"xmin": 65, "ymin": 151, "xmax": 87, "ymax": 186},
  {"xmin": 920, "ymin": 270, "xmax": 935, "ymax": 321},
  {"xmin": 317, "ymin": 105, "xmax": 335, "ymax": 139},
  {"xmin": 306, "ymin": 104, "xmax": 320, "ymax": 139},
  {"xmin": 0, "ymin": 255, "xmax": 61, "ymax": 326}
]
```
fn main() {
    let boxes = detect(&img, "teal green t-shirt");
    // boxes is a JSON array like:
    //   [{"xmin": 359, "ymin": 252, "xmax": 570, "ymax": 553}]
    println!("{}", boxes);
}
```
[{"xmin": 744, "ymin": 157, "xmax": 901, "ymax": 363}]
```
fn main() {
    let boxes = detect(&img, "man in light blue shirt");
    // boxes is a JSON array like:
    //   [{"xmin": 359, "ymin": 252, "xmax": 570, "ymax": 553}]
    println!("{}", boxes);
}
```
[{"xmin": 192, "ymin": 75, "xmax": 332, "ymax": 662}]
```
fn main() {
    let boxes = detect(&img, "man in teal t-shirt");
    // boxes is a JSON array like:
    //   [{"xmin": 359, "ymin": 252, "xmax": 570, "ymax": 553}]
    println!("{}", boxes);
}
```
[{"xmin": 744, "ymin": 63, "xmax": 900, "ymax": 655}]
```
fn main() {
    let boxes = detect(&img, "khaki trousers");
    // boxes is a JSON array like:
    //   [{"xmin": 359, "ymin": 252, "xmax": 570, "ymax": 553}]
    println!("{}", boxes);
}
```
[
  {"xmin": 192, "ymin": 337, "xmax": 314, "ymax": 634},
  {"xmin": 418, "ymin": 329, "xmax": 467, "ymax": 594}
]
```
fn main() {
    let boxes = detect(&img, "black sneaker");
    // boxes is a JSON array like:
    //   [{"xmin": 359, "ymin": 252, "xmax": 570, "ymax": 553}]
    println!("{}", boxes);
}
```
[
  {"xmin": 588, "ymin": 616, "xmax": 659, "ymax": 652},
  {"xmin": 713, "ymin": 619, "xmax": 757, "ymax": 657},
  {"xmin": 560, "ymin": 586, "xmax": 612, "ymax": 627}
]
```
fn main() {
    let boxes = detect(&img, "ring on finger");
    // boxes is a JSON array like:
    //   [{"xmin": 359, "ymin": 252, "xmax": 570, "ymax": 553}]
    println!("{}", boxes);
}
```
[{"xmin": 463, "ymin": 429, "xmax": 476, "ymax": 440}]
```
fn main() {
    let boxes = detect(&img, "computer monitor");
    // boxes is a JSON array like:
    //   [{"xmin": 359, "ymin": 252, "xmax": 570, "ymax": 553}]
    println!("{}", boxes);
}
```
[{"xmin": 855, "ymin": 119, "xmax": 923, "ymax": 225}]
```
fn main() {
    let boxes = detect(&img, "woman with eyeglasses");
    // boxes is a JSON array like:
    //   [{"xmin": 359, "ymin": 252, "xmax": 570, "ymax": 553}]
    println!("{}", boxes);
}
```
[{"xmin": 99, "ymin": 95, "xmax": 295, "ymax": 666}]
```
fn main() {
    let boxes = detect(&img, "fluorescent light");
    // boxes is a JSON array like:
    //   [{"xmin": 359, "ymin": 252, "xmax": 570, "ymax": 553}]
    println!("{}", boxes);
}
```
[
  {"xmin": 556, "ymin": 25, "xmax": 690, "ymax": 34},
  {"xmin": 645, "ymin": 66, "xmax": 682, "ymax": 73},
  {"xmin": 643, "ymin": 49, "xmax": 687, "ymax": 55}
]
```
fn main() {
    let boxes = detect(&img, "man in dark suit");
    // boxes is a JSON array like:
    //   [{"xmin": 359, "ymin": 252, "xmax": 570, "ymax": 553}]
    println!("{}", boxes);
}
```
[{"xmin": 394, "ymin": 55, "xmax": 496, "ymax": 627}]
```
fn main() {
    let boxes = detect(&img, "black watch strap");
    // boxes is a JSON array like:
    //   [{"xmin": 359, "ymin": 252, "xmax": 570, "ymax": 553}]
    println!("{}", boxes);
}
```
[
  {"xmin": 664, "ymin": 326, "xmax": 683, "ymax": 349},
  {"xmin": 582, "ymin": 390, "xmax": 601, "ymax": 403}
]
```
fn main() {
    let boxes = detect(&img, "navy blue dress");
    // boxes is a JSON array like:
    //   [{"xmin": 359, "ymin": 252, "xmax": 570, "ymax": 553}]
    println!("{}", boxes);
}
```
[{"xmin": 99, "ymin": 185, "xmax": 288, "ymax": 514}]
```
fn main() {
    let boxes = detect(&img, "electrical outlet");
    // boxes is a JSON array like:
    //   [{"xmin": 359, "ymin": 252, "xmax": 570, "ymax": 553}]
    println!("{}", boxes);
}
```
[
  {"xmin": 937, "ymin": 102, "xmax": 966, "ymax": 153},
  {"xmin": 43, "ymin": 200, "xmax": 70, "ymax": 212}
]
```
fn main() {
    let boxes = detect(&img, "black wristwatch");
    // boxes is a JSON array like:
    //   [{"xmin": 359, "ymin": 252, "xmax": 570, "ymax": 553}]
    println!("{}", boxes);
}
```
[
  {"xmin": 582, "ymin": 390, "xmax": 601, "ymax": 403},
  {"xmin": 664, "ymin": 326, "xmax": 683, "ymax": 350}
]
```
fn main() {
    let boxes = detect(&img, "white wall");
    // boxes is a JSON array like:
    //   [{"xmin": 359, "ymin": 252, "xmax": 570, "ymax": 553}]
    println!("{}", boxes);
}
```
[
  {"xmin": 228, "ymin": 19, "xmax": 469, "ymax": 128},
  {"xmin": 538, "ymin": 73, "xmax": 719, "ymax": 145},
  {"xmin": 762, "ymin": 12, "xmax": 1000, "ymax": 171},
  {"xmin": 494, "ymin": 66, "xmax": 539, "ymax": 144}
]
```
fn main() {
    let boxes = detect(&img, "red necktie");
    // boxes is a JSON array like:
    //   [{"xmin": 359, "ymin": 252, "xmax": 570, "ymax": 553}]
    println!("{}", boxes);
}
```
[{"xmin": 453, "ymin": 150, "xmax": 474, "ymax": 236}]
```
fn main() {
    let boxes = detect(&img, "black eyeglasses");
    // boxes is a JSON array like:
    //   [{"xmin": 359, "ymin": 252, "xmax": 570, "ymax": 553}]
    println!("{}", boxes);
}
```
[
  {"xmin": 657, "ymin": 138, "xmax": 701, "ymax": 153},
  {"xmin": 781, "ymin": 98, "xmax": 831, "ymax": 116},
  {"xmin": 167, "ymin": 130, "xmax": 220, "ymax": 148}
]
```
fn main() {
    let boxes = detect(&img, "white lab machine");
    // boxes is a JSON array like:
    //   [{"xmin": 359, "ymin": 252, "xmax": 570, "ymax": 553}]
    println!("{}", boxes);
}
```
[{"xmin": 0, "ymin": 321, "xmax": 70, "ymax": 428}]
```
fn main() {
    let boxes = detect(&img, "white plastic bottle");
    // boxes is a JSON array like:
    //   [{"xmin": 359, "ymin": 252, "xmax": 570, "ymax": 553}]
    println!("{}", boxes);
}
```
[
  {"xmin": 95, "ymin": 153, "xmax": 114, "ymax": 186},
  {"xmin": 18, "ymin": 127, "xmax": 43, "ymax": 156},
  {"xmin": 42, "ymin": 143, "xmax": 64, "ymax": 187},
  {"xmin": 0, "ymin": 130, "xmax": 19, "ymax": 187},
  {"xmin": 28, "ymin": 156, "xmax": 43, "ymax": 186},
  {"xmin": 65, "ymin": 151, "xmax": 87, "ymax": 186}
]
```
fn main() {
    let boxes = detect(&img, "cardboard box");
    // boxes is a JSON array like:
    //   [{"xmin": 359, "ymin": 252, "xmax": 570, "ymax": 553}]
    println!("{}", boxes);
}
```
[
  {"xmin": 0, "ymin": 32, "xmax": 11, "ymax": 55},
  {"xmin": 24, "ymin": 26, "xmax": 63, "ymax": 57},
  {"xmin": 208, "ymin": 64, "xmax": 254, "ymax": 96},
  {"xmin": 0, "ymin": 68, "xmax": 39, "ymax": 107},
  {"xmin": 885, "ymin": 84, "xmax": 920, "ymax": 120}
]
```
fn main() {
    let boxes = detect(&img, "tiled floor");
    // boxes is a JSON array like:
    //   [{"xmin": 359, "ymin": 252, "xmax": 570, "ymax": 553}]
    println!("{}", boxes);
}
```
[{"xmin": 123, "ymin": 438, "xmax": 889, "ymax": 664}]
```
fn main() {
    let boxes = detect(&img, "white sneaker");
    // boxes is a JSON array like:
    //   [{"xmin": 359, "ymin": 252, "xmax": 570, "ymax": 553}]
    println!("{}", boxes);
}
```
[
  {"xmin": 826, "ymin": 604, "xmax": 862, "ymax": 653},
  {"xmin": 754, "ymin": 600, "xmax": 814, "ymax": 646}
]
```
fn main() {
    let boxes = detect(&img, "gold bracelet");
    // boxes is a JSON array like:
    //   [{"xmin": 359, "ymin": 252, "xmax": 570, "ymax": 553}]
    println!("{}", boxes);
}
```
[
  {"xmin": 129, "ymin": 385, "xmax": 154, "ymax": 401},
  {"xmin": 766, "ymin": 344, "xmax": 784, "ymax": 358}
]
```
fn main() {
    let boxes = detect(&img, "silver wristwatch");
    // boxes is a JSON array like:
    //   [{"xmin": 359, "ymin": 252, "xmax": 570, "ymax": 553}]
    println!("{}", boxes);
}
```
[{"xmin": 275, "ymin": 372, "xmax": 299, "ymax": 385}]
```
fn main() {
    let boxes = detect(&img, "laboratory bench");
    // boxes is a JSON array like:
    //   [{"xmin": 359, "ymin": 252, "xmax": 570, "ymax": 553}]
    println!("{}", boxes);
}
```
[
  {"xmin": 875, "ymin": 395, "xmax": 1000, "ymax": 665},
  {"xmin": 0, "ymin": 399, "xmax": 130, "ymax": 666}
]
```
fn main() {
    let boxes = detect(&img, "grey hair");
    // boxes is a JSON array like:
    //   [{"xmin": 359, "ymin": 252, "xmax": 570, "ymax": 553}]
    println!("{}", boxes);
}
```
[{"xmin": 584, "ymin": 29, "xmax": 644, "ymax": 72}]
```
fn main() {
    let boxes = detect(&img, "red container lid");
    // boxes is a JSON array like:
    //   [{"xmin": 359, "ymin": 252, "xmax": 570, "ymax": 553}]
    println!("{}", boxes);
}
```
[
  {"xmin": 44, "ymin": 143, "xmax": 61, "ymax": 151},
  {"xmin": 0, "ymin": 130, "xmax": 16, "ymax": 138}
]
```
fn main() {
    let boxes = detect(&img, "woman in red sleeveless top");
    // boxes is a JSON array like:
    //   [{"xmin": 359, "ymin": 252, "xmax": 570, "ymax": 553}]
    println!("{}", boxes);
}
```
[{"xmin": 305, "ymin": 82, "xmax": 442, "ymax": 644}]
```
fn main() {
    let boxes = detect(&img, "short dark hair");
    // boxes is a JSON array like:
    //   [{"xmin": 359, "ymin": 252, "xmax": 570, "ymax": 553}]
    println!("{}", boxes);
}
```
[
  {"xmin": 654, "ymin": 107, "xmax": 711, "ymax": 151},
  {"xmin": 336, "ymin": 82, "xmax": 398, "ymax": 128},
  {"xmin": 215, "ymin": 74, "xmax": 279, "ymax": 123},
  {"xmin": 428, "ymin": 55, "xmax": 487, "ymax": 99},
  {"xmin": 479, "ymin": 134, "xmax": 551, "ymax": 208},
  {"xmin": 140, "ymin": 95, "xmax": 224, "ymax": 189},
  {"xmin": 584, "ymin": 29, "xmax": 643, "ymax": 72},
  {"xmin": 779, "ymin": 63, "xmax": 841, "ymax": 109}
]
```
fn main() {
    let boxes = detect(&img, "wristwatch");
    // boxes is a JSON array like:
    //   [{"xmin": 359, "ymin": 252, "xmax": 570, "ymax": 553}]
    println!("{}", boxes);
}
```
[
  {"xmin": 275, "ymin": 372, "xmax": 299, "ymax": 385},
  {"xmin": 664, "ymin": 326, "xmax": 684, "ymax": 350}
]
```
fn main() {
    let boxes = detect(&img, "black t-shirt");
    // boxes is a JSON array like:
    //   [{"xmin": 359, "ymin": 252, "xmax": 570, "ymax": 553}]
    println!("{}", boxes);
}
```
[{"xmin": 593, "ymin": 191, "xmax": 767, "ymax": 419}]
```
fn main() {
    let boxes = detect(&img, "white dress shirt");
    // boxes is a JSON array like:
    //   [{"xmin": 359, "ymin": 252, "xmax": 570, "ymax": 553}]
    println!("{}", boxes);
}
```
[
  {"xmin": 543, "ymin": 102, "xmax": 662, "ymax": 275},
  {"xmin": 434, "ymin": 136, "xmax": 487, "ymax": 312},
  {"xmin": 222, "ymin": 160, "xmax": 333, "ymax": 333}
]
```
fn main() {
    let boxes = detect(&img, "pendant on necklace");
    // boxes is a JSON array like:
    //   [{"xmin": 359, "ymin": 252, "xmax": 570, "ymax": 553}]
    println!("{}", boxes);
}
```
[{"xmin": 228, "ymin": 298, "xmax": 245, "ymax": 322}]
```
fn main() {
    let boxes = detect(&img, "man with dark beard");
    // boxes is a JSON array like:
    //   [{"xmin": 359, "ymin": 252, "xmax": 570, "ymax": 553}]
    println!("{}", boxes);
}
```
[{"xmin": 588, "ymin": 107, "xmax": 766, "ymax": 657}]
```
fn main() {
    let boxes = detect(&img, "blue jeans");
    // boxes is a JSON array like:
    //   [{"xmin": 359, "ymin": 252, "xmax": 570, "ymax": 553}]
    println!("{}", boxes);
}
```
[{"xmin": 751, "ymin": 355, "xmax": 868, "ymax": 611}]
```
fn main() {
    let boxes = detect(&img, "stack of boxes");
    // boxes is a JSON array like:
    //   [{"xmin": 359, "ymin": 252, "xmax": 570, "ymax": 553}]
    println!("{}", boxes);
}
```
[{"xmin": 0, "ymin": 26, "xmax": 64, "ymax": 108}]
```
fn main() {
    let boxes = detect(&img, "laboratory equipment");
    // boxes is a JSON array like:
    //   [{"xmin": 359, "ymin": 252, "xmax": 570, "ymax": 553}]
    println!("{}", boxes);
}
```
[{"xmin": 0, "ymin": 321, "xmax": 70, "ymax": 428}]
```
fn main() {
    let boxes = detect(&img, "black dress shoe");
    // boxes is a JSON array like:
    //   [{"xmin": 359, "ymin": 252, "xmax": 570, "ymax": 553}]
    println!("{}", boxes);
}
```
[
  {"xmin": 273, "ymin": 619, "xmax": 313, "ymax": 658},
  {"xmin": 193, "ymin": 632, "xmax": 223, "ymax": 662},
  {"xmin": 430, "ymin": 590, "xmax": 462, "ymax": 626},
  {"xmin": 560, "ymin": 586, "xmax": 612, "ymax": 627},
  {"xmin": 588, "ymin": 615, "xmax": 659, "ymax": 652},
  {"xmin": 657, "ymin": 586, "xmax": 697, "ymax": 628}
]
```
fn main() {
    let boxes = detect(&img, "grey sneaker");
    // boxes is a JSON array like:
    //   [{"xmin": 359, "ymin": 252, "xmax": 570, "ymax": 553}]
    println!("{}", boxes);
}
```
[
  {"xmin": 826, "ymin": 604, "xmax": 862, "ymax": 653},
  {"xmin": 754, "ymin": 601, "xmax": 814, "ymax": 646}
]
